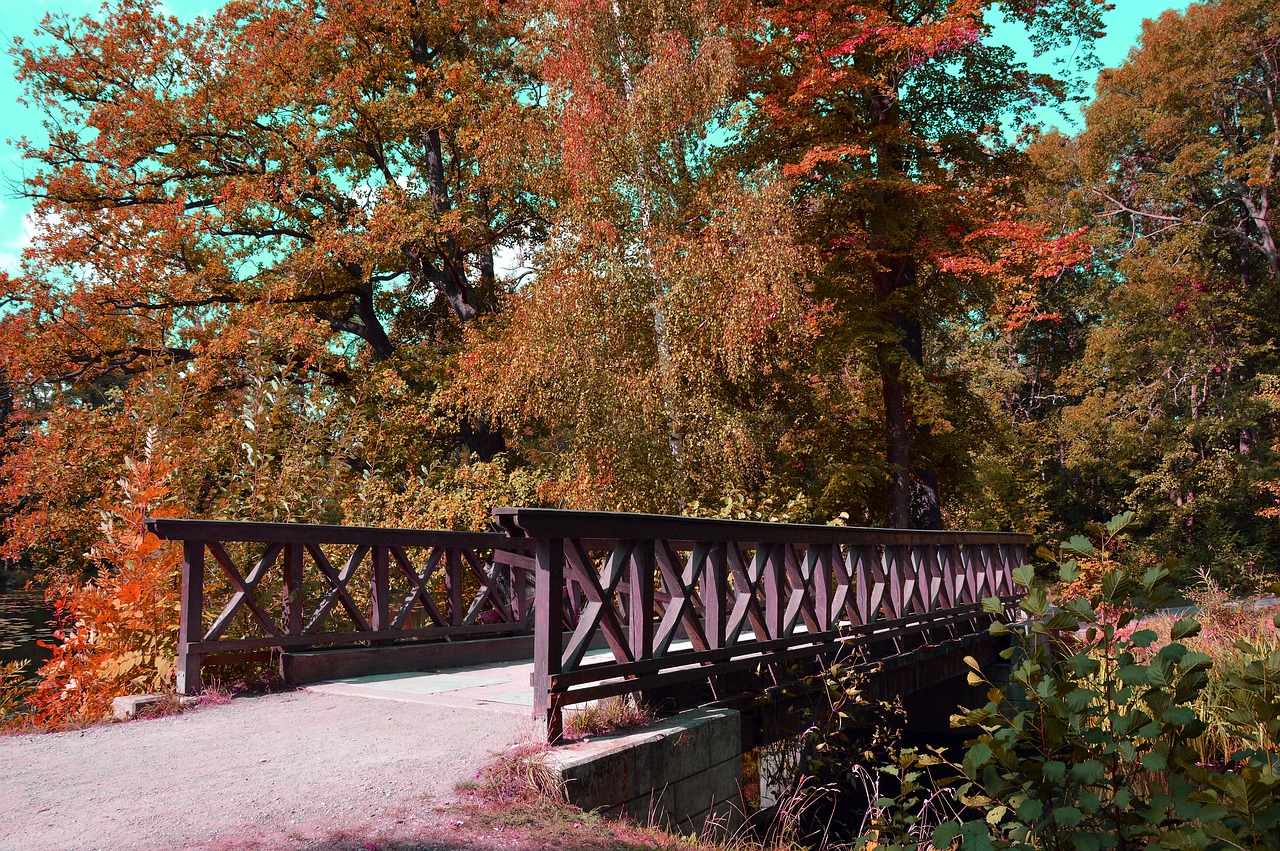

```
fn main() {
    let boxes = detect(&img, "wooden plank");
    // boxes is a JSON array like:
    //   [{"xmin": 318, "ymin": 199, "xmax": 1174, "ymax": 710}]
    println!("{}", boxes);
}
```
[
  {"xmin": 176, "ymin": 540, "xmax": 205, "ymax": 695},
  {"xmin": 492, "ymin": 549, "xmax": 537, "ymax": 571},
  {"xmin": 390, "ymin": 546, "xmax": 447, "ymax": 629},
  {"xmin": 561, "ymin": 539, "xmax": 632, "ymax": 670},
  {"xmin": 533, "ymin": 537, "xmax": 565, "ymax": 742},
  {"xmin": 704, "ymin": 541, "xmax": 727, "ymax": 650},
  {"xmin": 491, "ymin": 508, "xmax": 1033, "ymax": 548},
  {"xmin": 762, "ymin": 543, "xmax": 784, "ymax": 640},
  {"xmin": 186, "ymin": 620, "xmax": 528, "ymax": 654},
  {"xmin": 551, "ymin": 627, "xmax": 846, "ymax": 687},
  {"xmin": 284, "ymin": 543, "xmax": 305, "ymax": 635},
  {"xmin": 303, "ymin": 543, "xmax": 371, "ymax": 634},
  {"xmin": 205, "ymin": 540, "xmax": 281, "ymax": 638},
  {"xmin": 371, "ymin": 546, "xmax": 390, "ymax": 632},
  {"xmin": 547, "ymin": 600, "xmax": 1012, "ymax": 691},
  {"xmin": 446, "ymin": 548, "xmax": 464, "ymax": 626},
  {"xmin": 147, "ymin": 518, "xmax": 514, "ymax": 549},
  {"xmin": 629, "ymin": 539, "xmax": 655, "ymax": 661}
]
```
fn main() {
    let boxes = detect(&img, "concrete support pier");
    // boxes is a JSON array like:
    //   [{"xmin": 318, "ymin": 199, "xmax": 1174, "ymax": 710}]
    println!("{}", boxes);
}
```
[{"xmin": 545, "ymin": 706, "xmax": 744, "ymax": 835}]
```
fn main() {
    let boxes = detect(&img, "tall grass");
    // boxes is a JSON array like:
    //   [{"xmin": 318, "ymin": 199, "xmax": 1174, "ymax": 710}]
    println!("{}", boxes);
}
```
[{"xmin": 1128, "ymin": 571, "xmax": 1280, "ymax": 764}]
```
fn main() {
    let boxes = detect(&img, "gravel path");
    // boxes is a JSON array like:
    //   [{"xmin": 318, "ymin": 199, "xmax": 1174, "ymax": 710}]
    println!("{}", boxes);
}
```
[{"xmin": 0, "ymin": 690, "xmax": 523, "ymax": 851}]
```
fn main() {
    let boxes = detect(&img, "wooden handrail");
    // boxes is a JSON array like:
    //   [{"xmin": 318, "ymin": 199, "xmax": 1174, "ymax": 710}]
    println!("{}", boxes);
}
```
[
  {"xmin": 147, "ymin": 510, "xmax": 1028, "ymax": 742},
  {"xmin": 495, "ymin": 509, "xmax": 1030, "ymax": 741},
  {"xmin": 146, "ymin": 518, "xmax": 519, "ymax": 549},
  {"xmin": 493, "ymin": 507, "xmax": 1032, "ymax": 547},
  {"xmin": 147, "ymin": 518, "xmax": 536, "ymax": 694}
]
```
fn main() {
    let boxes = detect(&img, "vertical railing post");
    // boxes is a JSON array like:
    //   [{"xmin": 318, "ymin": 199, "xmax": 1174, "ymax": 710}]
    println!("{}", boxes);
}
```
[
  {"xmin": 513, "ymin": 560, "xmax": 527, "ymax": 627},
  {"xmin": 533, "ymin": 537, "xmax": 564, "ymax": 742},
  {"xmin": 762, "ymin": 542, "xmax": 785, "ymax": 639},
  {"xmin": 809, "ymin": 544, "xmax": 832, "ymax": 632},
  {"xmin": 176, "ymin": 540, "xmax": 205, "ymax": 695},
  {"xmin": 629, "ymin": 539, "xmax": 655, "ymax": 661},
  {"xmin": 704, "ymin": 541, "xmax": 727, "ymax": 650},
  {"xmin": 446, "ymin": 548, "xmax": 463, "ymax": 625},
  {"xmin": 370, "ymin": 546, "xmax": 390, "ymax": 640},
  {"xmin": 283, "ymin": 542, "xmax": 304, "ymax": 636}
]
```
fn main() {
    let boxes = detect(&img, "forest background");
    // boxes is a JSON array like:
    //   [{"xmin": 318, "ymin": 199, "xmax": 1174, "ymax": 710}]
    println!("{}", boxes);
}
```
[{"xmin": 1, "ymin": 0, "xmax": 1278, "ymax": 720}]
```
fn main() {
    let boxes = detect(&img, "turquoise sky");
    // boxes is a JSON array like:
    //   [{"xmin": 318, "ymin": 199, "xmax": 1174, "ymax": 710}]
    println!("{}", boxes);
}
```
[{"xmin": 0, "ymin": 1, "xmax": 1187, "ymax": 275}]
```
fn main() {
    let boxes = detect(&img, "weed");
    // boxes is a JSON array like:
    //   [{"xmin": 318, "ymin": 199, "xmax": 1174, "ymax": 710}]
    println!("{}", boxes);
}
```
[
  {"xmin": 563, "ymin": 695, "xmax": 659, "ymax": 741},
  {"xmin": 468, "ymin": 738, "xmax": 566, "ymax": 806}
]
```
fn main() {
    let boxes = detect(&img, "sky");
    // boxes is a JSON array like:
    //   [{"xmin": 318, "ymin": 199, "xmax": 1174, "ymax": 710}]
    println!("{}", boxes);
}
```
[{"xmin": 0, "ymin": 1, "xmax": 1188, "ymax": 277}]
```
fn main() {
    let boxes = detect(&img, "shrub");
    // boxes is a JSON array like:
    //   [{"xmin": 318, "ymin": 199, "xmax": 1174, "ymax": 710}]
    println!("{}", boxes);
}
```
[
  {"xmin": 924, "ymin": 521, "xmax": 1280, "ymax": 850},
  {"xmin": 23, "ymin": 445, "xmax": 185, "ymax": 729}
]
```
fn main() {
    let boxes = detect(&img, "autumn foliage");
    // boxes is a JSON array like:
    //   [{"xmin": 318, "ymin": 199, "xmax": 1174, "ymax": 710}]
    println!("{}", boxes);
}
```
[
  {"xmin": 20, "ymin": 444, "xmax": 183, "ymax": 728},
  {"xmin": 1, "ymin": 0, "xmax": 1279, "ymax": 725}
]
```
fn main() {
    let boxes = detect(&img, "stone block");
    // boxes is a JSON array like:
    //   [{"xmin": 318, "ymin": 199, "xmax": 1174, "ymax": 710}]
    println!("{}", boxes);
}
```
[{"xmin": 111, "ymin": 694, "xmax": 199, "ymax": 720}]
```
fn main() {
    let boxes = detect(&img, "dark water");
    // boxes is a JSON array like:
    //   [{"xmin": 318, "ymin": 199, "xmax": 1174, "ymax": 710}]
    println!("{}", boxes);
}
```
[{"xmin": 0, "ymin": 585, "xmax": 54, "ymax": 684}]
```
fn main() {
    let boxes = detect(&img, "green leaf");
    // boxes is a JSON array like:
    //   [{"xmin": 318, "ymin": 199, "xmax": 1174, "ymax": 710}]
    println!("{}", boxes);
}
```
[
  {"xmin": 1072, "ymin": 833, "xmax": 1103, "ymax": 851},
  {"xmin": 958, "ymin": 822, "xmax": 995, "ymax": 851},
  {"xmin": 931, "ymin": 821, "xmax": 961, "ymax": 848},
  {"xmin": 1129, "ymin": 629, "xmax": 1159, "ymax": 648},
  {"xmin": 1117, "ymin": 664, "xmax": 1152, "ymax": 686},
  {"xmin": 964, "ymin": 742, "xmax": 993, "ymax": 777},
  {"xmin": 1162, "ymin": 706, "xmax": 1196, "ymax": 726},
  {"xmin": 1170, "ymin": 618, "xmax": 1202, "ymax": 641},
  {"xmin": 1035, "ymin": 545, "xmax": 1056, "ymax": 562},
  {"xmin": 1065, "ymin": 688, "xmax": 1099, "ymax": 712},
  {"xmin": 982, "ymin": 596, "xmax": 1005, "ymax": 615},
  {"xmin": 1059, "ymin": 559, "xmax": 1082, "ymax": 583},
  {"xmin": 1052, "ymin": 806, "xmax": 1083, "ymax": 828},
  {"xmin": 1067, "ymin": 653, "xmax": 1101, "ymax": 677},
  {"xmin": 1012, "ymin": 564, "xmax": 1036, "ymax": 588},
  {"xmin": 1016, "ymin": 798, "xmax": 1044, "ymax": 822},
  {"xmin": 1062, "ymin": 535, "xmax": 1096, "ymax": 556},
  {"xmin": 1142, "ymin": 565, "xmax": 1170, "ymax": 590},
  {"xmin": 1141, "ymin": 751, "xmax": 1167, "ymax": 771},
  {"xmin": 1042, "ymin": 761, "xmax": 1066, "ymax": 782},
  {"xmin": 1069, "ymin": 760, "xmax": 1105, "ymax": 784},
  {"xmin": 1101, "ymin": 568, "xmax": 1127, "ymax": 602},
  {"xmin": 1104, "ymin": 511, "xmax": 1135, "ymax": 535},
  {"xmin": 1046, "ymin": 610, "xmax": 1081, "ymax": 631}
]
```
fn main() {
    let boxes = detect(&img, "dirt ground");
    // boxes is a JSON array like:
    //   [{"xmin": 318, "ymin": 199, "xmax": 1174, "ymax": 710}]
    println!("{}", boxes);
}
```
[{"xmin": 0, "ymin": 689, "xmax": 525, "ymax": 851}]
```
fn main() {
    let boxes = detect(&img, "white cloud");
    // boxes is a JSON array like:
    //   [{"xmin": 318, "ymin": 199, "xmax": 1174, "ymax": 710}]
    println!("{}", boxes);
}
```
[
  {"xmin": 0, "ymin": 208, "xmax": 58, "ymax": 277},
  {"xmin": 494, "ymin": 242, "xmax": 536, "ymax": 284}
]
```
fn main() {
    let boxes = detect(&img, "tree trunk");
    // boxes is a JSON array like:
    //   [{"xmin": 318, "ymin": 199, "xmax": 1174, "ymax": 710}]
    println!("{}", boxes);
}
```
[
  {"xmin": 867, "ymin": 86, "xmax": 942, "ymax": 530},
  {"xmin": 609, "ymin": 0, "xmax": 688, "ymax": 488},
  {"xmin": 879, "ymin": 345, "xmax": 912, "ymax": 526}
]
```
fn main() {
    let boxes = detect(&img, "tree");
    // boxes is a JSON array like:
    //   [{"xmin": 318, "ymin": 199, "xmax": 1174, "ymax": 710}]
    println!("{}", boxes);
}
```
[
  {"xmin": 0, "ymin": 0, "xmax": 550, "ymax": 571},
  {"xmin": 455, "ymin": 0, "xmax": 820, "ymax": 512},
  {"xmin": 1039, "ymin": 0, "xmax": 1280, "ymax": 579},
  {"xmin": 1082, "ymin": 0, "xmax": 1280, "ymax": 287},
  {"xmin": 735, "ymin": 0, "xmax": 1103, "ymax": 527}
]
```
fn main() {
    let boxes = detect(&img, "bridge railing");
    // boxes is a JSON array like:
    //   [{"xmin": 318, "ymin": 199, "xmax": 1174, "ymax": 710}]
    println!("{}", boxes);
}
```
[
  {"xmin": 146, "ymin": 518, "xmax": 536, "ymax": 693},
  {"xmin": 493, "ymin": 508, "xmax": 1030, "ymax": 741}
]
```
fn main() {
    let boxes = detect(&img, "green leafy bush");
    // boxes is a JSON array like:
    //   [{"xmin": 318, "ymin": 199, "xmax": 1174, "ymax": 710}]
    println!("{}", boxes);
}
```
[{"xmin": 926, "ymin": 524, "xmax": 1280, "ymax": 850}]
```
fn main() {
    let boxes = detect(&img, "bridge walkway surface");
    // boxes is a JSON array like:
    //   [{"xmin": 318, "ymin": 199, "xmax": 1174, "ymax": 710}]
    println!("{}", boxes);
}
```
[{"xmin": 0, "ymin": 664, "xmax": 536, "ymax": 851}]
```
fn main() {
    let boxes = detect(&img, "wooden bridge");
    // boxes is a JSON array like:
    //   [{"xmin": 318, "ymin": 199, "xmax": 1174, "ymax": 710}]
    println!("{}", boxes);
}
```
[{"xmin": 146, "ymin": 508, "xmax": 1029, "ymax": 742}]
